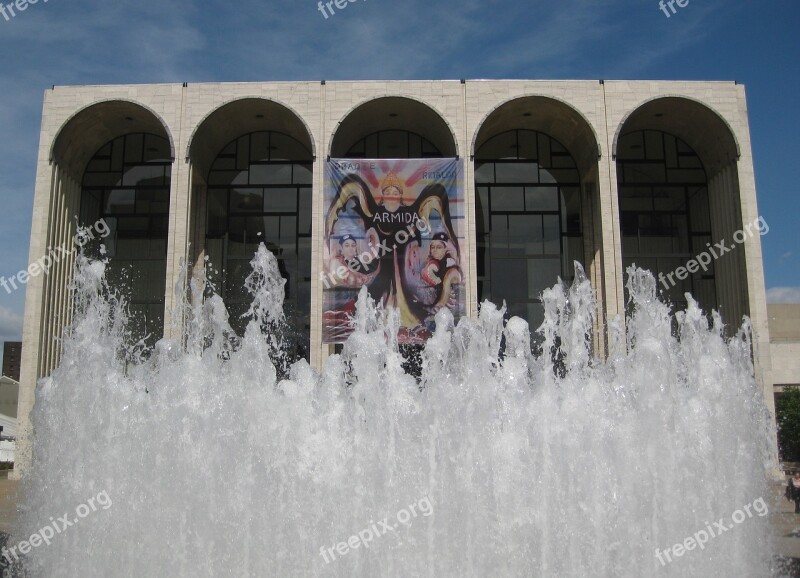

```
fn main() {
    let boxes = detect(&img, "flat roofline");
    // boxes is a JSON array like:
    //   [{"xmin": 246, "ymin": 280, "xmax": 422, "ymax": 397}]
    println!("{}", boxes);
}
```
[{"xmin": 48, "ymin": 78, "xmax": 739, "ymax": 90}]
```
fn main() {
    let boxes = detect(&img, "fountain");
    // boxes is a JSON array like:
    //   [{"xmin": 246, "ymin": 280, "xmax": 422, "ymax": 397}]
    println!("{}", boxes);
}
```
[{"xmin": 8, "ymin": 244, "xmax": 779, "ymax": 577}]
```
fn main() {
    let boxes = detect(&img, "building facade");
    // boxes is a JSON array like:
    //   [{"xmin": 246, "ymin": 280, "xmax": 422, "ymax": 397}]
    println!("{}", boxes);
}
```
[{"xmin": 15, "ymin": 80, "xmax": 774, "ymax": 476}]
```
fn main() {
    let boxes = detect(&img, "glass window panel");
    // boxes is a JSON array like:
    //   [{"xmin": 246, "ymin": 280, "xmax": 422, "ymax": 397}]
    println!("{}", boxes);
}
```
[
  {"xmin": 212, "ymin": 156, "xmax": 236, "ymax": 171},
  {"xmin": 645, "ymin": 131, "xmax": 664, "ymax": 161},
  {"xmin": 231, "ymin": 188, "xmax": 264, "ymax": 213},
  {"xmin": 620, "ymin": 188, "xmax": 652, "ymax": 213},
  {"xmin": 124, "ymin": 133, "xmax": 144, "ymax": 163},
  {"xmin": 493, "ymin": 259, "xmax": 527, "ymax": 300},
  {"xmin": 495, "ymin": 162, "xmax": 538, "ymax": 183},
  {"xmin": 652, "ymin": 186, "xmax": 685, "ymax": 212},
  {"xmin": 618, "ymin": 132, "xmax": 645, "ymax": 160},
  {"xmin": 561, "ymin": 186, "xmax": 581, "ymax": 227},
  {"xmin": 409, "ymin": 133, "xmax": 422, "ymax": 158},
  {"xmin": 208, "ymin": 170, "xmax": 247, "ymax": 186},
  {"xmin": 421, "ymin": 137, "xmax": 440, "ymax": 155},
  {"xmin": 667, "ymin": 169, "xmax": 706, "ymax": 184},
  {"xmin": 250, "ymin": 164, "xmax": 293, "ymax": 185},
  {"xmin": 280, "ymin": 216, "xmax": 297, "ymax": 252},
  {"xmin": 476, "ymin": 187, "xmax": 490, "ymax": 233},
  {"xmin": 83, "ymin": 173, "xmax": 121, "ymax": 187},
  {"xmin": 475, "ymin": 163, "xmax": 495, "ymax": 184},
  {"xmin": 672, "ymin": 215, "xmax": 689, "ymax": 252},
  {"xmin": 527, "ymin": 258, "xmax": 561, "ymax": 299},
  {"xmin": 298, "ymin": 188, "xmax": 312, "ymax": 235},
  {"xmin": 477, "ymin": 131, "xmax": 517, "ymax": 160},
  {"xmin": 117, "ymin": 217, "xmax": 150, "ymax": 233},
  {"xmin": 264, "ymin": 188, "xmax": 297, "ymax": 213},
  {"xmin": 136, "ymin": 189, "xmax": 169, "ymax": 214},
  {"xmin": 111, "ymin": 140, "xmax": 124, "ymax": 172},
  {"xmin": 122, "ymin": 164, "xmax": 165, "ymax": 187},
  {"xmin": 490, "ymin": 215, "xmax": 508, "ymax": 253},
  {"xmin": 378, "ymin": 130, "xmax": 408, "ymax": 157},
  {"xmin": 476, "ymin": 243, "xmax": 487, "ymax": 277},
  {"xmin": 492, "ymin": 187, "xmax": 525, "ymax": 211},
  {"xmin": 150, "ymin": 215, "xmax": 169, "ymax": 234},
  {"xmin": 551, "ymin": 154, "xmax": 576, "ymax": 169},
  {"xmin": 678, "ymin": 154, "xmax": 703, "ymax": 169},
  {"xmin": 234, "ymin": 136, "xmax": 250, "ymax": 170},
  {"xmin": 293, "ymin": 164, "xmax": 312, "ymax": 185},
  {"xmin": 365, "ymin": 133, "xmax": 379, "ymax": 157},
  {"xmin": 537, "ymin": 133, "xmax": 551, "ymax": 168},
  {"xmin": 689, "ymin": 187, "xmax": 711, "ymax": 230},
  {"xmin": 86, "ymin": 158, "xmax": 110, "ymax": 172},
  {"xmin": 623, "ymin": 163, "xmax": 666, "ymax": 183},
  {"xmin": 143, "ymin": 135, "xmax": 171, "ymax": 162},
  {"xmin": 563, "ymin": 236, "xmax": 584, "ymax": 274},
  {"xmin": 207, "ymin": 189, "xmax": 228, "ymax": 236},
  {"xmin": 250, "ymin": 132, "xmax": 269, "ymax": 162},
  {"xmin": 270, "ymin": 133, "xmax": 310, "ymax": 161},
  {"xmin": 105, "ymin": 190, "xmax": 136, "ymax": 214},
  {"xmin": 622, "ymin": 235, "xmax": 639, "ymax": 256},
  {"xmin": 525, "ymin": 187, "xmax": 558, "ymax": 211},
  {"xmin": 545, "ymin": 169, "xmax": 580, "ymax": 183},
  {"xmin": 543, "ymin": 216, "xmax": 560, "ymax": 254},
  {"xmin": 509, "ymin": 215, "xmax": 542, "ymax": 256},
  {"xmin": 664, "ymin": 134, "xmax": 678, "ymax": 168},
  {"xmin": 518, "ymin": 130, "xmax": 538, "ymax": 160}
]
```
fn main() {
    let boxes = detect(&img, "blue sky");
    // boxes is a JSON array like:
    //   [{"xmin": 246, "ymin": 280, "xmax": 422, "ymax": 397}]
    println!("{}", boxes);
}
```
[{"xmin": 0, "ymin": 0, "xmax": 798, "ymax": 350}]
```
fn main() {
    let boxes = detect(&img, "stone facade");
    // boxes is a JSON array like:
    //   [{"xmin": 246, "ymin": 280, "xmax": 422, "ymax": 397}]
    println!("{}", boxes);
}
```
[{"xmin": 14, "ymin": 80, "xmax": 775, "ymax": 478}]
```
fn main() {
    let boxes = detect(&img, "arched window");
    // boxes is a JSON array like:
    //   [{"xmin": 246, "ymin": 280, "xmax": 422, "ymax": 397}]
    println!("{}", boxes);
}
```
[
  {"xmin": 80, "ymin": 133, "xmax": 172, "ymax": 349},
  {"xmin": 475, "ymin": 129, "xmax": 583, "ymax": 330},
  {"xmin": 616, "ymin": 130, "xmax": 715, "ymax": 310},
  {"xmin": 205, "ymin": 131, "xmax": 313, "ymax": 358},
  {"xmin": 345, "ymin": 130, "xmax": 442, "ymax": 158}
]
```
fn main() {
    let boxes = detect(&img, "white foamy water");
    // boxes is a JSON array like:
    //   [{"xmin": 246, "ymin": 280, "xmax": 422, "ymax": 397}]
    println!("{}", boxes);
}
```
[{"xmin": 13, "ymin": 244, "xmax": 778, "ymax": 577}]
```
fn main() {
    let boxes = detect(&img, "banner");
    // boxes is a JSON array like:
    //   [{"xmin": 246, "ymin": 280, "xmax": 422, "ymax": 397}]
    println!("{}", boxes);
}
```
[{"xmin": 322, "ymin": 158, "xmax": 465, "ymax": 344}]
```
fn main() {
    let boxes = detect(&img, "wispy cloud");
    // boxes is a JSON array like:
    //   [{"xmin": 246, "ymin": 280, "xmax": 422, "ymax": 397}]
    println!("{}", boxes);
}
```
[
  {"xmin": 767, "ymin": 287, "xmax": 800, "ymax": 304},
  {"xmin": 0, "ymin": 306, "xmax": 23, "ymax": 342}
]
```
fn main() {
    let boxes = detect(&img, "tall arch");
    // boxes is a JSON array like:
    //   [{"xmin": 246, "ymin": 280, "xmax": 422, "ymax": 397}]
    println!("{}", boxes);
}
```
[
  {"xmin": 472, "ymin": 96, "xmax": 602, "ymax": 344},
  {"xmin": 614, "ymin": 97, "xmax": 746, "ymax": 330},
  {"xmin": 187, "ymin": 99, "xmax": 315, "ymax": 360},
  {"xmin": 39, "ymin": 101, "xmax": 174, "ymax": 375}
]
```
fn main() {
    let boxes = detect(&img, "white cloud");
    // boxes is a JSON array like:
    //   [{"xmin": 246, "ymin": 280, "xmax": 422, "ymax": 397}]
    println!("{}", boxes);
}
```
[
  {"xmin": 0, "ymin": 306, "xmax": 23, "ymax": 342},
  {"xmin": 766, "ymin": 287, "xmax": 800, "ymax": 304}
]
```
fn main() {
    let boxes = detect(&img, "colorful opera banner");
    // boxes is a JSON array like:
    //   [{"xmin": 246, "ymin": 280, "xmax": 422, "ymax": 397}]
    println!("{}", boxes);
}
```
[{"xmin": 322, "ymin": 158, "xmax": 465, "ymax": 344}]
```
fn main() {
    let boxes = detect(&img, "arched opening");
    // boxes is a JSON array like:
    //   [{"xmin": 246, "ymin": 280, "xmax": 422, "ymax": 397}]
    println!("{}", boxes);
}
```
[
  {"xmin": 475, "ymin": 129, "xmax": 582, "ymax": 331},
  {"xmin": 472, "ymin": 96, "xmax": 600, "ymax": 341},
  {"xmin": 188, "ymin": 99, "xmax": 315, "ymax": 361},
  {"xmin": 329, "ymin": 98, "xmax": 457, "ymax": 370},
  {"xmin": 79, "ymin": 133, "xmax": 173, "ymax": 349},
  {"xmin": 39, "ymin": 101, "xmax": 173, "ymax": 376},
  {"xmin": 330, "ymin": 97, "xmax": 457, "ymax": 158},
  {"xmin": 205, "ymin": 131, "xmax": 313, "ymax": 357},
  {"xmin": 616, "ymin": 129, "xmax": 714, "ymax": 312},
  {"xmin": 614, "ymin": 97, "xmax": 745, "ymax": 329}
]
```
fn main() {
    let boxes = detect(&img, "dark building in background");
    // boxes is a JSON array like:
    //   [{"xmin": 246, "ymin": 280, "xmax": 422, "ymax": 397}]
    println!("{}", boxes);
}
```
[{"xmin": 2, "ymin": 342, "xmax": 21, "ymax": 382}]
